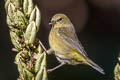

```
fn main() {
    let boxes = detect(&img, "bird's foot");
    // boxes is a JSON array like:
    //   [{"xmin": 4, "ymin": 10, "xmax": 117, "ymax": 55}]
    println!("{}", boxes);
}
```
[{"xmin": 47, "ymin": 62, "xmax": 65, "ymax": 73}]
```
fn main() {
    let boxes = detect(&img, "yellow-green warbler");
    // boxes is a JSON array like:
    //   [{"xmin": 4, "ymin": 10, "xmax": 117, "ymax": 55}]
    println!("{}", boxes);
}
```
[{"xmin": 48, "ymin": 13, "xmax": 105, "ymax": 74}]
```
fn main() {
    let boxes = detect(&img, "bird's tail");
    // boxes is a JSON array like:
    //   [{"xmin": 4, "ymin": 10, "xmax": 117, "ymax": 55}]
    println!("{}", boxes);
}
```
[{"xmin": 85, "ymin": 57, "xmax": 105, "ymax": 74}]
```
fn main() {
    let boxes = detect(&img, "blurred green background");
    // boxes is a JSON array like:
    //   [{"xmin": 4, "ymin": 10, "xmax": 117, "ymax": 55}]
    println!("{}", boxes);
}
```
[{"xmin": 1, "ymin": 0, "xmax": 120, "ymax": 80}]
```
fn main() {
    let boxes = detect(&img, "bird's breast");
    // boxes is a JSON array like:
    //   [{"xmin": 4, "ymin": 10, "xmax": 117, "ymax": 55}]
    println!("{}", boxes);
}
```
[{"xmin": 49, "ymin": 29, "xmax": 72, "ymax": 54}]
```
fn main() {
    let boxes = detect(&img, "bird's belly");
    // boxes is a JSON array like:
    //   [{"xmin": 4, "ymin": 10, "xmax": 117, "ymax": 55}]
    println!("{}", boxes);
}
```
[{"xmin": 49, "ymin": 31, "xmax": 72, "ymax": 54}]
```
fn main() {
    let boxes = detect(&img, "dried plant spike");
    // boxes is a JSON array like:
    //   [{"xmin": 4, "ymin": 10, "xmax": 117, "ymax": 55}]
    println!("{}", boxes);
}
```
[{"xmin": 5, "ymin": 0, "xmax": 48, "ymax": 80}]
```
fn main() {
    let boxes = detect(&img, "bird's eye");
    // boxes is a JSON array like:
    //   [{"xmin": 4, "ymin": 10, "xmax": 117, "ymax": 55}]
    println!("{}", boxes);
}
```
[{"xmin": 57, "ymin": 18, "xmax": 63, "ymax": 22}]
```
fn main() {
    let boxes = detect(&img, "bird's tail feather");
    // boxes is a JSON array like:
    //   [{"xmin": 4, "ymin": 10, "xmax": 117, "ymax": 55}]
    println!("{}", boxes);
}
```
[{"xmin": 86, "ymin": 57, "xmax": 105, "ymax": 74}]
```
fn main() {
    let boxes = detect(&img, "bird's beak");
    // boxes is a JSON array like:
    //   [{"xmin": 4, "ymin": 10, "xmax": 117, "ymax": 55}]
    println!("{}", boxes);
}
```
[{"xmin": 49, "ymin": 21, "xmax": 56, "ymax": 25}]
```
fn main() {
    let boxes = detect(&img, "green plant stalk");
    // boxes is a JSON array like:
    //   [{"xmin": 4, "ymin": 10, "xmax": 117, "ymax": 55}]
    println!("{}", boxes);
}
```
[
  {"xmin": 114, "ymin": 55, "xmax": 120, "ymax": 80},
  {"xmin": 5, "ymin": 0, "xmax": 48, "ymax": 80}
]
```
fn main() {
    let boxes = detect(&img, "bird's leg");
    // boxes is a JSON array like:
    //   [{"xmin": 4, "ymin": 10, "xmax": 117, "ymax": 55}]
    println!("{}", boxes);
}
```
[
  {"xmin": 47, "ymin": 62, "xmax": 65, "ymax": 73},
  {"xmin": 47, "ymin": 48, "xmax": 54, "ymax": 55},
  {"xmin": 39, "ymin": 40, "xmax": 54, "ymax": 55}
]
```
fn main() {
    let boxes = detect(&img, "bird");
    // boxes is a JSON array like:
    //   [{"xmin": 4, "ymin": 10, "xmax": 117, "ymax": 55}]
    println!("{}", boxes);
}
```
[{"xmin": 48, "ymin": 13, "xmax": 105, "ymax": 74}]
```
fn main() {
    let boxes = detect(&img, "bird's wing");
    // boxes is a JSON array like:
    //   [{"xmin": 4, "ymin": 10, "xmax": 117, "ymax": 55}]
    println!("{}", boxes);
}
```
[{"xmin": 57, "ymin": 27, "xmax": 88, "ymax": 57}]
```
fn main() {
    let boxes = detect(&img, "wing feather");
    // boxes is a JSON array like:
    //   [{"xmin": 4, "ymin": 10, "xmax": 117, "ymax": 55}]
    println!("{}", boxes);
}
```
[{"xmin": 57, "ymin": 27, "xmax": 88, "ymax": 57}]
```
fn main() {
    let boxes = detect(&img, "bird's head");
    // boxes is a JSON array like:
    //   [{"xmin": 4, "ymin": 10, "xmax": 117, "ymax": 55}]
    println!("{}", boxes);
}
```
[{"xmin": 49, "ymin": 13, "xmax": 71, "ymax": 28}]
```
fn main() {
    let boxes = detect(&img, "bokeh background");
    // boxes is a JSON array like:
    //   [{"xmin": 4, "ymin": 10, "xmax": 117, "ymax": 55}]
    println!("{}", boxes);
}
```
[{"xmin": 1, "ymin": 0, "xmax": 120, "ymax": 80}]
